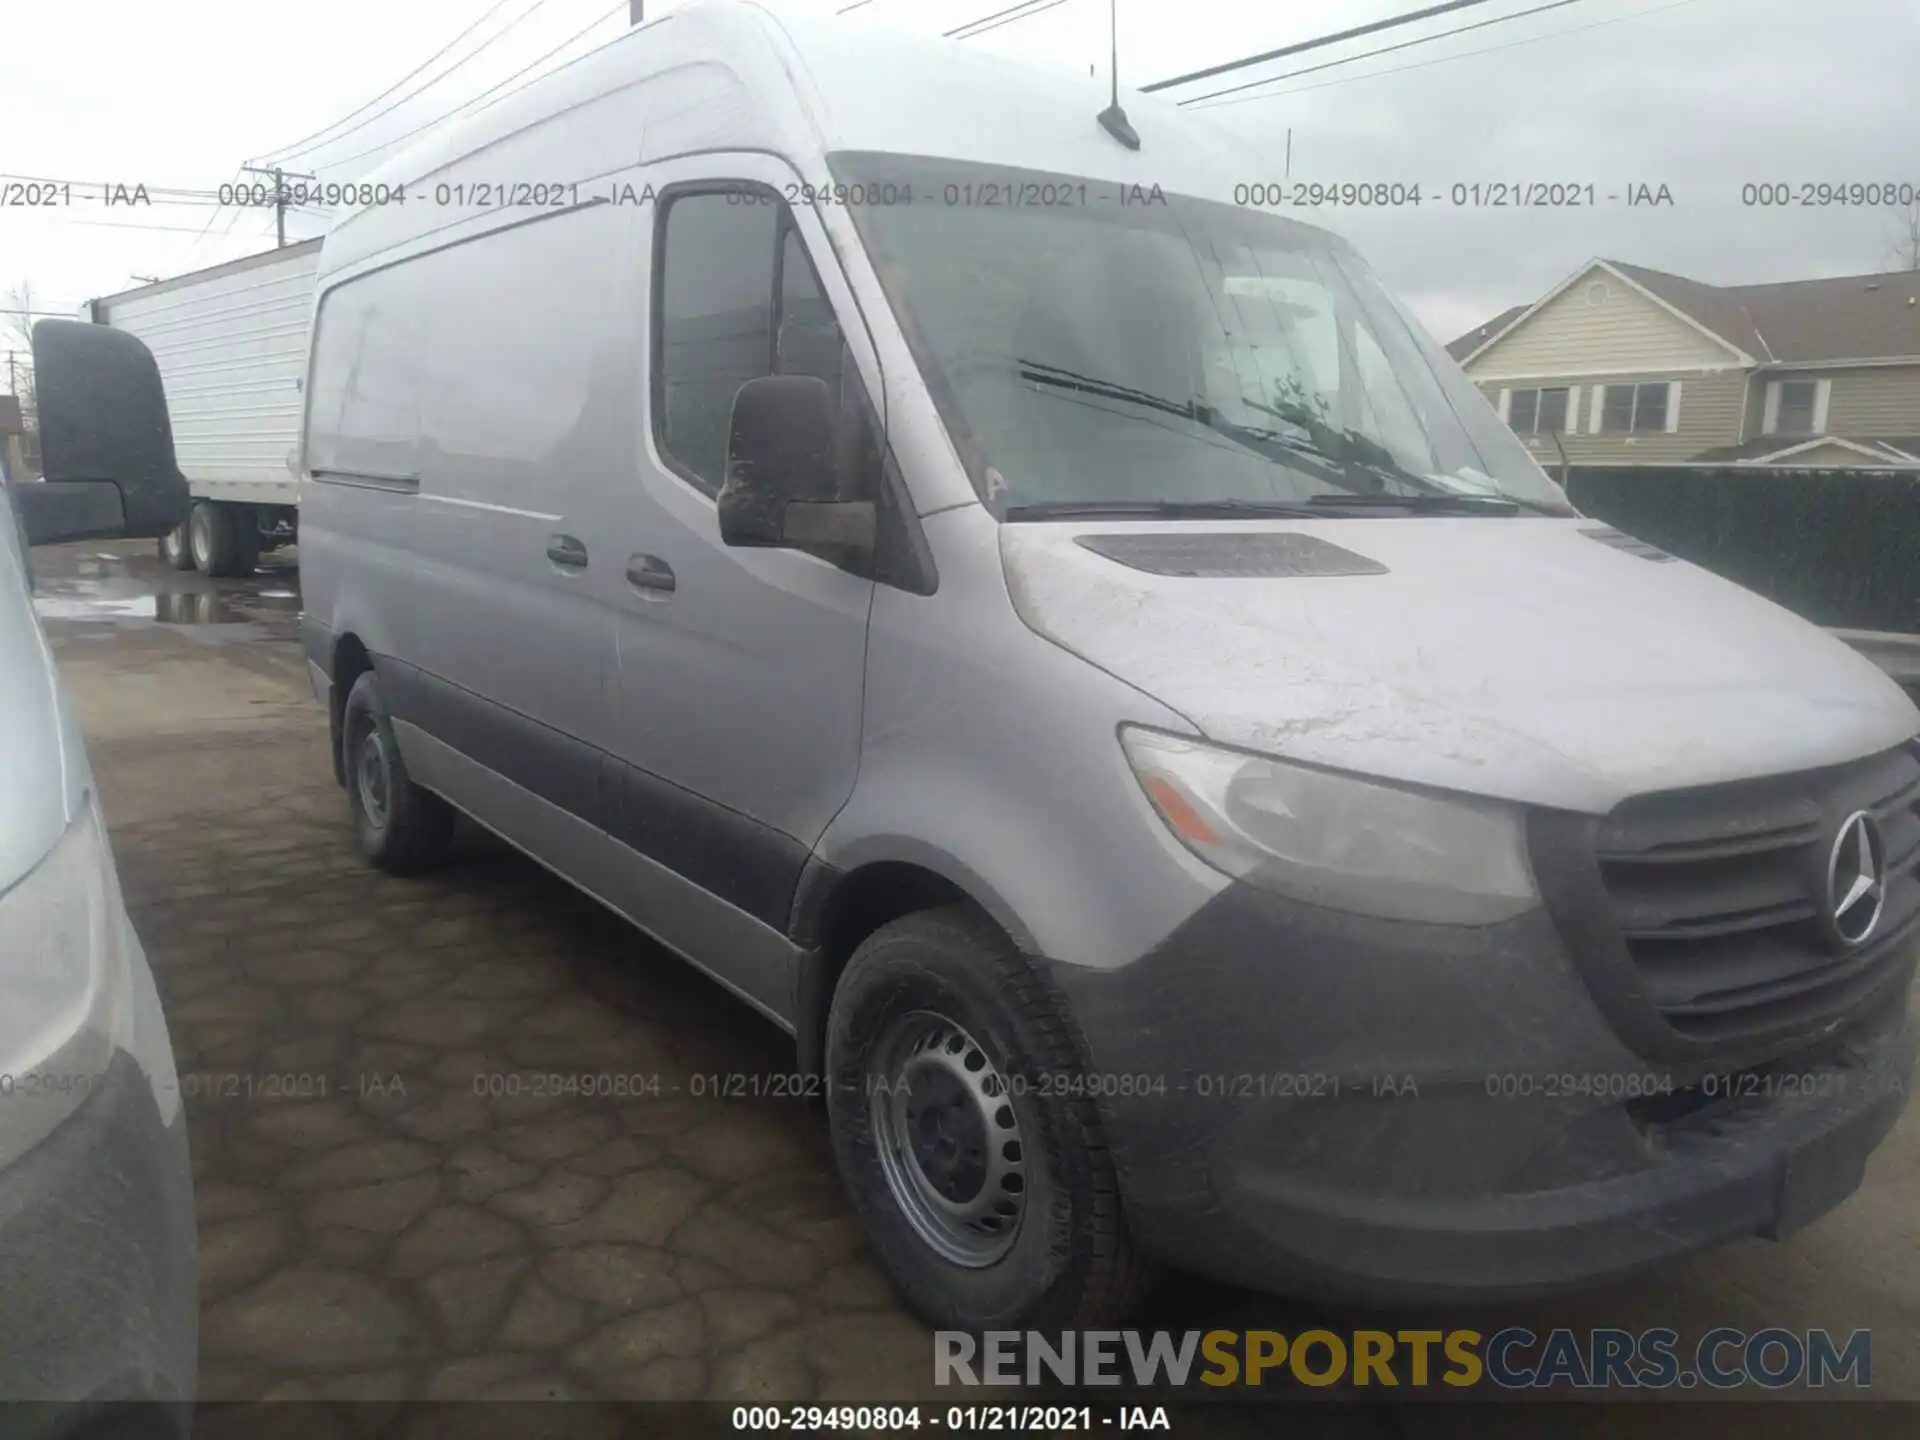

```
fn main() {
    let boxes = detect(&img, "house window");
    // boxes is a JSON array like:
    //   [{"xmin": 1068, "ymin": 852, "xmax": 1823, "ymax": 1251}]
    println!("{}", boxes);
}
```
[
  {"xmin": 1508, "ymin": 386, "xmax": 1570, "ymax": 435},
  {"xmin": 1601, "ymin": 382, "xmax": 1670, "ymax": 434},
  {"xmin": 1776, "ymin": 380, "xmax": 1818, "ymax": 435}
]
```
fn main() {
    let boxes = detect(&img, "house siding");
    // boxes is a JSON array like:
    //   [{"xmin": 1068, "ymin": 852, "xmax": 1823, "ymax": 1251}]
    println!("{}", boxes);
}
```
[
  {"xmin": 1488, "ymin": 370, "xmax": 1748, "ymax": 466},
  {"xmin": 1741, "ymin": 366, "xmax": 1920, "ymax": 442},
  {"xmin": 1810, "ymin": 366, "xmax": 1920, "ymax": 436},
  {"xmin": 1465, "ymin": 265, "xmax": 1744, "ymax": 378}
]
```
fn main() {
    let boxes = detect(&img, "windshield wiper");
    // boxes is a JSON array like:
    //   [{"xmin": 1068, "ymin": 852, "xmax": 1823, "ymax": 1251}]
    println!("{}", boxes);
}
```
[
  {"xmin": 1305, "ymin": 492, "xmax": 1520, "ymax": 515},
  {"xmin": 1003, "ymin": 498, "xmax": 1324, "ymax": 521},
  {"xmin": 1305, "ymin": 492, "xmax": 1570, "ymax": 516},
  {"xmin": 1015, "ymin": 362, "xmax": 1349, "ymax": 483},
  {"xmin": 1239, "ymin": 397, "xmax": 1571, "ymax": 514},
  {"xmin": 1008, "ymin": 362, "xmax": 1569, "ymax": 515}
]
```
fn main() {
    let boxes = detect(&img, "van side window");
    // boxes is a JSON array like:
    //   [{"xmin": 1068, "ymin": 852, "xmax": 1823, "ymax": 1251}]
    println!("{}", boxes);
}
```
[
  {"xmin": 656, "ymin": 189, "xmax": 868, "ymax": 498},
  {"xmin": 657, "ymin": 193, "xmax": 781, "ymax": 493},
  {"xmin": 307, "ymin": 270, "xmax": 424, "ymax": 482},
  {"xmin": 776, "ymin": 224, "xmax": 844, "ymax": 397}
]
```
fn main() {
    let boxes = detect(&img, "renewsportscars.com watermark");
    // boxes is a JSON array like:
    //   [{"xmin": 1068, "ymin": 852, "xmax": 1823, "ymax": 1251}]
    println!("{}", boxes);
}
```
[{"xmin": 935, "ymin": 1327, "xmax": 1873, "ymax": 1391}]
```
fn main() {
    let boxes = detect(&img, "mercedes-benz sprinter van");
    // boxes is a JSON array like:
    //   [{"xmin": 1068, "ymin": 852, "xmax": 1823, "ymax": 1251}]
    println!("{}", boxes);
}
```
[{"xmin": 293, "ymin": 0, "xmax": 1917, "ymax": 1328}]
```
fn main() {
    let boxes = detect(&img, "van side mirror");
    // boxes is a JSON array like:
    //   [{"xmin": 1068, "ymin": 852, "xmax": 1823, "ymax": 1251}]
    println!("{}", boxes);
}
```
[
  {"xmin": 16, "ymin": 320, "xmax": 189, "ymax": 546},
  {"xmin": 717, "ymin": 375, "xmax": 876, "ymax": 557}
]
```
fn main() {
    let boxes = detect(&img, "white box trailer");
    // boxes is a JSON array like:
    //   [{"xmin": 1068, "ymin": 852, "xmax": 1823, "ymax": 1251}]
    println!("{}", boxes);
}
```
[{"xmin": 88, "ymin": 239, "xmax": 320, "ymax": 575}]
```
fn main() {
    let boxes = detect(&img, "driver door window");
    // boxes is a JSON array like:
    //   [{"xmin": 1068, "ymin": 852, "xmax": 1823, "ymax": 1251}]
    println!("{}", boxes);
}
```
[{"xmin": 655, "ymin": 190, "xmax": 868, "ymax": 499}]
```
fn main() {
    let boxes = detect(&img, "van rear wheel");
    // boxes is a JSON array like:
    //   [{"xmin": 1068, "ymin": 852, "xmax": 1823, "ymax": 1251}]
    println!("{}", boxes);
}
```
[
  {"xmin": 825, "ymin": 905, "xmax": 1153, "ymax": 1330},
  {"xmin": 342, "ymin": 671, "xmax": 454, "ymax": 872}
]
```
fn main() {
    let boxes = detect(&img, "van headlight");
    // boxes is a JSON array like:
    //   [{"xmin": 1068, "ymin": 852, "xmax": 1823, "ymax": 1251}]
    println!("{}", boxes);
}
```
[
  {"xmin": 0, "ymin": 802, "xmax": 142, "ymax": 1168},
  {"xmin": 1120, "ymin": 726, "xmax": 1539, "ymax": 925}
]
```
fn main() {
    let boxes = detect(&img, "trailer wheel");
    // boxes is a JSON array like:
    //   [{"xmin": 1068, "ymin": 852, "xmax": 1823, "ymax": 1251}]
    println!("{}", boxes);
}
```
[
  {"xmin": 188, "ymin": 502, "xmax": 236, "ymax": 575},
  {"xmin": 230, "ymin": 507, "xmax": 261, "ymax": 577},
  {"xmin": 158, "ymin": 522, "xmax": 194, "ymax": 571},
  {"xmin": 188, "ymin": 501, "xmax": 259, "ymax": 577}
]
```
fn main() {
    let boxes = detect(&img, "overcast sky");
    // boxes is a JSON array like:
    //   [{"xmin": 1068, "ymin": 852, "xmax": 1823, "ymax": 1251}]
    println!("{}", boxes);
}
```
[{"xmin": 3, "ymin": 0, "xmax": 1917, "ymax": 351}]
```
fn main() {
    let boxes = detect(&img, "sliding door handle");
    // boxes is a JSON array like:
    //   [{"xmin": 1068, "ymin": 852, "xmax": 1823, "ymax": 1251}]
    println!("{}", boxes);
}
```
[{"xmin": 626, "ymin": 554, "xmax": 676, "ymax": 595}]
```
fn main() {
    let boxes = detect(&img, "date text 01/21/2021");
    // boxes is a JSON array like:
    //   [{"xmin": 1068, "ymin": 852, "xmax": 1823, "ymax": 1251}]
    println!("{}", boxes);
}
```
[
  {"xmin": 730, "ymin": 1405, "xmax": 1171, "ymax": 1432},
  {"xmin": 1229, "ymin": 181, "xmax": 1675, "ymax": 209}
]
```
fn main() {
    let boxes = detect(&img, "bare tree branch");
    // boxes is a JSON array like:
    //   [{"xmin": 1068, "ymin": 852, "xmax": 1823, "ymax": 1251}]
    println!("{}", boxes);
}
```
[
  {"xmin": 2, "ymin": 281, "xmax": 38, "ymax": 431},
  {"xmin": 1886, "ymin": 200, "xmax": 1920, "ymax": 272}
]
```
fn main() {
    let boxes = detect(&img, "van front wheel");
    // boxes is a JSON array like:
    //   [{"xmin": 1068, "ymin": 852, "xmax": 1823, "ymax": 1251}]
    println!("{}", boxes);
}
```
[
  {"xmin": 342, "ymin": 671, "xmax": 454, "ymax": 872},
  {"xmin": 826, "ymin": 905, "xmax": 1153, "ymax": 1330}
]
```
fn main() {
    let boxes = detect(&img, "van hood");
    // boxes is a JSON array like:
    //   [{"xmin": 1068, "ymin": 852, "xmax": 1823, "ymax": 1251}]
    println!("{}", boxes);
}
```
[
  {"xmin": 0, "ymin": 523, "xmax": 83, "ymax": 891},
  {"xmin": 1002, "ymin": 518, "xmax": 1920, "ymax": 815}
]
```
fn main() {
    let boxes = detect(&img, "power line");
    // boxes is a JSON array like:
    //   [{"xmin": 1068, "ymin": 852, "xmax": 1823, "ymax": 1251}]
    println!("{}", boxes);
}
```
[
  {"xmin": 944, "ymin": 0, "xmax": 1064, "ymax": 40},
  {"xmin": 261, "ymin": 0, "xmax": 567, "ymax": 167},
  {"xmin": 52, "ymin": 216, "xmax": 280, "ymax": 236},
  {"xmin": 1179, "ymin": 0, "xmax": 1590, "ymax": 106},
  {"xmin": 963, "ymin": 2, "xmax": 1071, "ymax": 40},
  {"xmin": 313, "ymin": 4, "xmax": 626, "ymax": 174},
  {"xmin": 1189, "ymin": 0, "xmax": 1704, "ymax": 107},
  {"xmin": 1141, "ymin": 0, "xmax": 1498, "ymax": 92},
  {"xmin": 187, "ymin": 167, "xmax": 249, "ymax": 254},
  {"xmin": 0, "ymin": 172, "xmax": 226, "ymax": 200},
  {"xmin": 251, "ymin": 0, "xmax": 529, "ymax": 164}
]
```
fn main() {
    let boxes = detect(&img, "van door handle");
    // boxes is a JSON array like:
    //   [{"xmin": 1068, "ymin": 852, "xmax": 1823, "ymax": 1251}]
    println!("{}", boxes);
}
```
[
  {"xmin": 626, "ymin": 554, "xmax": 676, "ymax": 595},
  {"xmin": 547, "ymin": 534, "xmax": 589, "ymax": 570}
]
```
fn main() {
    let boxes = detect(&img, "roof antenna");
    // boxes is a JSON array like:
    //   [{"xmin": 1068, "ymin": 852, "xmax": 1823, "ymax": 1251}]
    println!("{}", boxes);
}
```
[{"xmin": 1096, "ymin": 0, "xmax": 1140, "ymax": 150}]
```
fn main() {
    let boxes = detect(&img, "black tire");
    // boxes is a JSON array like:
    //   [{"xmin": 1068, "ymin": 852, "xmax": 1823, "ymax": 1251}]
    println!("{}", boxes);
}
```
[
  {"xmin": 342, "ymin": 671, "xmax": 454, "ymax": 872},
  {"xmin": 157, "ymin": 522, "xmax": 194, "ymax": 571},
  {"xmin": 187, "ymin": 501, "xmax": 235, "ymax": 576},
  {"xmin": 229, "ymin": 506, "xmax": 261, "ymax": 576},
  {"xmin": 826, "ymin": 905, "xmax": 1154, "ymax": 1331}
]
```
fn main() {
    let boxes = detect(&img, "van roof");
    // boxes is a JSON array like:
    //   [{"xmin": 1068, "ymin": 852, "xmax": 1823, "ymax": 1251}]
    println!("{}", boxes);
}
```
[{"xmin": 326, "ymin": 0, "xmax": 1295, "ymax": 277}]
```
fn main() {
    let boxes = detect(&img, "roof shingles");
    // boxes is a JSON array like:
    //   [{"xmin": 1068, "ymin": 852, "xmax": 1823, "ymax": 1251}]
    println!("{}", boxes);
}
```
[{"xmin": 1449, "ymin": 260, "xmax": 1920, "ymax": 367}]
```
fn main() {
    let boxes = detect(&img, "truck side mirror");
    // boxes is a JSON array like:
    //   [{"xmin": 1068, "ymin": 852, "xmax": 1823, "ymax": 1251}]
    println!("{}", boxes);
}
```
[
  {"xmin": 16, "ymin": 320, "xmax": 189, "ymax": 546},
  {"xmin": 717, "ymin": 375, "xmax": 876, "ymax": 557}
]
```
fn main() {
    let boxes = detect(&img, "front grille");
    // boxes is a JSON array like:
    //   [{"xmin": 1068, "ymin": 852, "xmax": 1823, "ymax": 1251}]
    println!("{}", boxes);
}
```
[{"xmin": 1535, "ymin": 743, "xmax": 1920, "ymax": 1058}]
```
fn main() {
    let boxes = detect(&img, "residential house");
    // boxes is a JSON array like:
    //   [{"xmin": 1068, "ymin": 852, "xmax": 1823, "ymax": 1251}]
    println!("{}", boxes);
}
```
[{"xmin": 1446, "ymin": 260, "xmax": 1920, "ymax": 470}]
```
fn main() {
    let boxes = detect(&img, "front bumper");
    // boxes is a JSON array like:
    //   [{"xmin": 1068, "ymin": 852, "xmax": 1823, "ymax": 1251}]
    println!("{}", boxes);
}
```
[
  {"xmin": 1048, "ymin": 879, "xmax": 1915, "ymax": 1305},
  {"xmin": 0, "ymin": 1051, "xmax": 197, "ymax": 1436}
]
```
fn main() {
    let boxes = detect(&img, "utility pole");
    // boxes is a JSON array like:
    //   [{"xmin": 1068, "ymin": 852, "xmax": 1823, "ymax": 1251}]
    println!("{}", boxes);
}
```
[{"xmin": 240, "ymin": 164, "xmax": 315, "ymax": 248}]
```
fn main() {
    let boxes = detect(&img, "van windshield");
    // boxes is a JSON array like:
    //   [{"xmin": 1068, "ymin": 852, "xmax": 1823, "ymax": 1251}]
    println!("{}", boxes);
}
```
[{"xmin": 829, "ymin": 151, "xmax": 1573, "ymax": 518}]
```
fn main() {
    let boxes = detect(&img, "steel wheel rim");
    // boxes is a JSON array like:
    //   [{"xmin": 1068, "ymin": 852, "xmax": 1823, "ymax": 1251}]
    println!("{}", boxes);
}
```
[
  {"xmin": 868, "ymin": 1010, "xmax": 1028, "ymax": 1267},
  {"xmin": 356, "ymin": 727, "xmax": 391, "ymax": 829}
]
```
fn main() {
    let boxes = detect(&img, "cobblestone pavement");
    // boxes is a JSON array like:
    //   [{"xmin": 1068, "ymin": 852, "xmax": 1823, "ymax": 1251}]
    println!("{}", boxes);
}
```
[{"xmin": 32, "ymin": 541, "xmax": 1920, "ymax": 1430}]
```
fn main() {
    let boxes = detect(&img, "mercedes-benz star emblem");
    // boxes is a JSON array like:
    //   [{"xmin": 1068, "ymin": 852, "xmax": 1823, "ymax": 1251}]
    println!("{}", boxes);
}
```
[{"xmin": 1825, "ymin": 810, "xmax": 1886, "ymax": 947}]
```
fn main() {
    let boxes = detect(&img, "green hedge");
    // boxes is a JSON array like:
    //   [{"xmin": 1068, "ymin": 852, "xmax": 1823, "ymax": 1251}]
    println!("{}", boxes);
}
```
[{"xmin": 1565, "ymin": 467, "xmax": 1920, "ymax": 635}]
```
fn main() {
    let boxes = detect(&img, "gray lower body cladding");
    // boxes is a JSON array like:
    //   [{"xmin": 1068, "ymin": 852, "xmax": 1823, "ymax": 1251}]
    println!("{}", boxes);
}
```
[{"xmin": 1048, "ymin": 878, "xmax": 1915, "ymax": 1305}]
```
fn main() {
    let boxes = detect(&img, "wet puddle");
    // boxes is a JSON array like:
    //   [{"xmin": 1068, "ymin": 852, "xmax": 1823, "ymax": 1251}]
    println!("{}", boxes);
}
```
[{"xmin": 32, "ymin": 545, "xmax": 301, "ymax": 637}]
